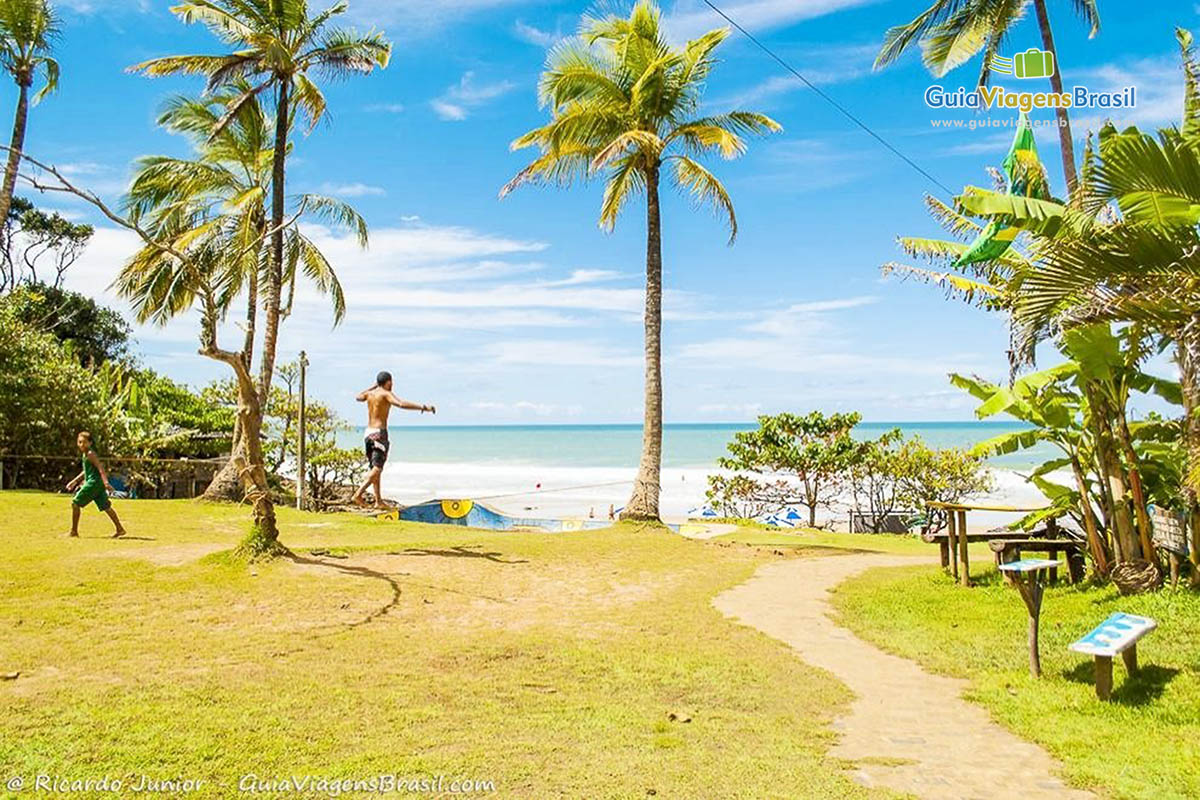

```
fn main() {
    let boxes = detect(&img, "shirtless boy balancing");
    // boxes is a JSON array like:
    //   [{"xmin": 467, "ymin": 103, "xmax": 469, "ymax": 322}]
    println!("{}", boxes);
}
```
[
  {"xmin": 350, "ymin": 371, "xmax": 436, "ymax": 508},
  {"xmin": 66, "ymin": 431, "xmax": 127, "ymax": 538}
]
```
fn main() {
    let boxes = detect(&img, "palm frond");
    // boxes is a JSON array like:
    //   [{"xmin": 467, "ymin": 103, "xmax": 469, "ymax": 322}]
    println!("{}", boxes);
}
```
[{"xmin": 671, "ymin": 155, "xmax": 737, "ymax": 243}]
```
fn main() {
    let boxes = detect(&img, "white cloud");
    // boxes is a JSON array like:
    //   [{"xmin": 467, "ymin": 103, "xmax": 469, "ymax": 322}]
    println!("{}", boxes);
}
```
[
  {"xmin": 430, "ymin": 71, "xmax": 518, "ymax": 121},
  {"xmin": 514, "ymin": 20, "xmax": 560, "ymax": 47},
  {"xmin": 485, "ymin": 339, "xmax": 642, "ymax": 368},
  {"xmin": 363, "ymin": 103, "xmax": 406, "ymax": 114},
  {"xmin": 57, "ymin": 0, "xmax": 152, "ymax": 13},
  {"xmin": 751, "ymin": 138, "xmax": 869, "ymax": 191},
  {"xmin": 347, "ymin": 0, "xmax": 530, "ymax": 28},
  {"xmin": 667, "ymin": 0, "xmax": 876, "ymax": 41},
  {"xmin": 677, "ymin": 294, "xmax": 965, "ymax": 377},
  {"xmin": 538, "ymin": 269, "xmax": 625, "ymax": 287},
  {"xmin": 317, "ymin": 181, "xmax": 387, "ymax": 198},
  {"xmin": 471, "ymin": 400, "xmax": 584, "ymax": 417},
  {"xmin": 710, "ymin": 42, "xmax": 878, "ymax": 108},
  {"xmin": 1067, "ymin": 55, "xmax": 1184, "ymax": 132}
]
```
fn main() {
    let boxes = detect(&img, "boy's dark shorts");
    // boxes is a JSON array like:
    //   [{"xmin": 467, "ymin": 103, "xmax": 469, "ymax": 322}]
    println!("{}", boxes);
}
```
[
  {"xmin": 364, "ymin": 430, "xmax": 390, "ymax": 470},
  {"xmin": 73, "ymin": 483, "xmax": 111, "ymax": 512}
]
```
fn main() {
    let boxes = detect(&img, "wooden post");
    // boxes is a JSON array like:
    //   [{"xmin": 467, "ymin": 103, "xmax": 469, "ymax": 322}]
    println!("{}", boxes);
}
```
[
  {"xmin": 1012, "ymin": 574, "xmax": 1045, "ymax": 678},
  {"xmin": 1095, "ymin": 656, "xmax": 1113, "ymax": 700},
  {"xmin": 957, "ymin": 509, "xmax": 970, "ymax": 587},
  {"xmin": 1122, "ymin": 644, "xmax": 1138, "ymax": 675},
  {"xmin": 947, "ymin": 510, "xmax": 959, "ymax": 580},
  {"xmin": 297, "ymin": 350, "xmax": 308, "ymax": 511}
]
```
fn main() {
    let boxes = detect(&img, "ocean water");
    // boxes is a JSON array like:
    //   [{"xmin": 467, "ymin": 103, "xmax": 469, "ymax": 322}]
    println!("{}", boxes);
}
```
[{"xmin": 337, "ymin": 421, "xmax": 1053, "ymax": 472}]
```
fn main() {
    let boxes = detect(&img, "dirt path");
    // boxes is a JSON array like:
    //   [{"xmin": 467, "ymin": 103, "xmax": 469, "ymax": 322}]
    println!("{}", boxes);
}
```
[{"xmin": 714, "ymin": 553, "xmax": 1093, "ymax": 800}]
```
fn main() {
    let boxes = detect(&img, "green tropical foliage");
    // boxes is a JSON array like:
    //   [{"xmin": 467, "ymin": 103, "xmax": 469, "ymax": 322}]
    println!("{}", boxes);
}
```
[
  {"xmin": 4, "ymin": 283, "xmax": 130, "ymax": 365},
  {"xmin": 709, "ymin": 412, "xmax": 864, "ymax": 527},
  {"xmin": 709, "ymin": 413, "xmax": 991, "ymax": 533},
  {"xmin": 504, "ymin": 0, "xmax": 780, "ymax": 521}
]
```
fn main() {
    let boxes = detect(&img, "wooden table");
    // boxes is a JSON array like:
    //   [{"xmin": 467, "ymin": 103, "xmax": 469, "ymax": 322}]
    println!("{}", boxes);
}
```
[
  {"xmin": 998, "ymin": 558, "xmax": 1061, "ymax": 678},
  {"xmin": 925, "ymin": 502, "xmax": 1051, "ymax": 587}
]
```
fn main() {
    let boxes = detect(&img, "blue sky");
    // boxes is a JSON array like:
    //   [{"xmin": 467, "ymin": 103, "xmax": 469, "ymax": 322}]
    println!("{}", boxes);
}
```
[{"xmin": 27, "ymin": 0, "xmax": 1196, "ymax": 424}]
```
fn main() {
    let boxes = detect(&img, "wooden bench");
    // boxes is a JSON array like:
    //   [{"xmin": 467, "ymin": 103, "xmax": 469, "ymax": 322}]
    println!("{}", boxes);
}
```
[
  {"xmin": 990, "ymin": 538, "xmax": 1086, "ymax": 584},
  {"xmin": 925, "ymin": 502, "xmax": 1051, "ymax": 587},
  {"xmin": 1069, "ymin": 613, "xmax": 1157, "ymax": 700}
]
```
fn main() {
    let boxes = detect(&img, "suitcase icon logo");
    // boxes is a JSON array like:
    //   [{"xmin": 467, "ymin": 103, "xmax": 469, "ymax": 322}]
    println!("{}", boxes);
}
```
[{"xmin": 988, "ymin": 48, "xmax": 1056, "ymax": 80}]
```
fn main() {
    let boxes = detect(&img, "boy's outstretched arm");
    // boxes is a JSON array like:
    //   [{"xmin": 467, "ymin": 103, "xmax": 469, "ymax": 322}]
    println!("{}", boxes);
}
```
[
  {"xmin": 66, "ymin": 470, "xmax": 84, "ymax": 491},
  {"xmin": 388, "ymin": 393, "xmax": 435, "ymax": 414}
]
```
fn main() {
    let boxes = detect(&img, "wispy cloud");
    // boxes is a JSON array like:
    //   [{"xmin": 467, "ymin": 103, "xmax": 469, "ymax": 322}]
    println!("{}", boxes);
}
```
[
  {"xmin": 513, "ymin": 20, "xmax": 559, "ymax": 47},
  {"xmin": 347, "ymin": 0, "xmax": 530, "ymax": 29},
  {"xmin": 471, "ymin": 400, "xmax": 584, "ymax": 417},
  {"xmin": 363, "ymin": 102, "xmax": 406, "ymax": 114},
  {"xmin": 317, "ymin": 181, "xmax": 387, "ymax": 198},
  {"xmin": 710, "ymin": 42, "xmax": 879, "ymax": 108},
  {"xmin": 667, "ymin": 0, "xmax": 877, "ymax": 41},
  {"xmin": 430, "ymin": 71, "xmax": 518, "ymax": 121},
  {"xmin": 750, "ymin": 137, "xmax": 870, "ymax": 191}
]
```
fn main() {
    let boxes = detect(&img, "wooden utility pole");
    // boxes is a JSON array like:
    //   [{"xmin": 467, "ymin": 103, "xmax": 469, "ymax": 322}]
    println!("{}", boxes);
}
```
[{"xmin": 297, "ymin": 351, "xmax": 308, "ymax": 510}]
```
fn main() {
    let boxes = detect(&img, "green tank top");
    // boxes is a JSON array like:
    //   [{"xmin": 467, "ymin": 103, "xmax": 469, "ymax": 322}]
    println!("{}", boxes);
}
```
[{"xmin": 82, "ymin": 448, "xmax": 102, "ymax": 487}]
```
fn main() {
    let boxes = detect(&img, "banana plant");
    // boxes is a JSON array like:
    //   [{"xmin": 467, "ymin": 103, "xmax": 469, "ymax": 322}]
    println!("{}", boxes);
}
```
[{"xmin": 952, "ymin": 363, "xmax": 1111, "ymax": 572}]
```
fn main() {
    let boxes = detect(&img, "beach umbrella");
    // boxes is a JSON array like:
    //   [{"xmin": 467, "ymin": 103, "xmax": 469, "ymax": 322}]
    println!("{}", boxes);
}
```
[
  {"xmin": 761, "ymin": 513, "xmax": 797, "ymax": 529},
  {"xmin": 782, "ymin": 508, "xmax": 805, "ymax": 524},
  {"xmin": 689, "ymin": 506, "xmax": 720, "ymax": 519}
]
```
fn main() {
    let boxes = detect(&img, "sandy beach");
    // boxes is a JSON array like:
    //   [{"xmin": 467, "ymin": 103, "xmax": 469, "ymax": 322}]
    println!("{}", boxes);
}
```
[{"xmin": 379, "ymin": 460, "xmax": 1054, "ymax": 531}]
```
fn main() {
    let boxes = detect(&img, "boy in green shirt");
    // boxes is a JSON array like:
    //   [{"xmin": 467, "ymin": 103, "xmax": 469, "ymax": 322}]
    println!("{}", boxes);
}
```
[{"xmin": 66, "ymin": 431, "xmax": 127, "ymax": 538}]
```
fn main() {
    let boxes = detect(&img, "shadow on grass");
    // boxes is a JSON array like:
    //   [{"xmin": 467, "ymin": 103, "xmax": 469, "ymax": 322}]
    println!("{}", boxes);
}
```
[
  {"xmin": 1060, "ymin": 660, "xmax": 1179, "ymax": 706},
  {"xmin": 393, "ymin": 545, "xmax": 529, "ymax": 564},
  {"xmin": 287, "ymin": 553, "xmax": 401, "ymax": 630}
]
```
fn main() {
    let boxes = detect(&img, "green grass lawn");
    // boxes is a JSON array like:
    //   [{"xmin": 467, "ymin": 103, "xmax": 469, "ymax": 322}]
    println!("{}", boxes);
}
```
[
  {"xmin": 713, "ymin": 528, "xmax": 932, "ymax": 556},
  {"xmin": 0, "ymin": 491, "xmax": 889, "ymax": 800},
  {"xmin": 832, "ymin": 562, "xmax": 1200, "ymax": 800}
]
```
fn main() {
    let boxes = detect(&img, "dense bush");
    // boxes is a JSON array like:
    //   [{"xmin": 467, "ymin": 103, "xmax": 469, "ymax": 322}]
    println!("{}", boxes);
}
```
[{"xmin": 708, "ymin": 412, "xmax": 992, "ymax": 532}]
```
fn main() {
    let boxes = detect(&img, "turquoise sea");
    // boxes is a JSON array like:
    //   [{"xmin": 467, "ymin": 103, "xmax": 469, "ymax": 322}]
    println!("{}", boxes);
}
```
[{"xmin": 338, "ymin": 421, "xmax": 1053, "ymax": 472}]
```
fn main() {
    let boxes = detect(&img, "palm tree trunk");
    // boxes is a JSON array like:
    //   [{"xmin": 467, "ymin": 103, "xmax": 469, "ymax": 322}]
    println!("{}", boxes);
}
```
[
  {"xmin": 0, "ymin": 81, "xmax": 31, "ymax": 258},
  {"xmin": 258, "ymin": 78, "xmax": 290, "ymax": 406},
  {"xmin": 202, "ymin": 277, "xmax": 260, "ymax": 503},
  {"xmin": 1032, "ymin": 0, "xmax": 1079, "ymax": 199},
  {"xmin": 199, "ymin": 300, "xmax": 280, "ymax": 555},
  {"xmin": 622, "ymin": 164, "xmax": 664, "ymax": 522}
]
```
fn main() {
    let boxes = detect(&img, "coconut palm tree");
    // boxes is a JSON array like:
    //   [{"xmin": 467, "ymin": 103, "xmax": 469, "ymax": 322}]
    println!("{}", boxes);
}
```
[
  {"xmin": 0, "ymin": 0, "xmax": 59, "ymax": 248},
  {"xmin": 128, "ymin": 0, "xmax": 390, "ymax": 406},
  {"xmin": 117, "ymin": 87, "xmax": 366, "ymax": 553},
  {"xmin": 874, "ymin": 0, "xmax": 1100, "ymax": 198},
  {"xmin": 503, "ymin": 0, "xmax": 780, "ymax": 521}
]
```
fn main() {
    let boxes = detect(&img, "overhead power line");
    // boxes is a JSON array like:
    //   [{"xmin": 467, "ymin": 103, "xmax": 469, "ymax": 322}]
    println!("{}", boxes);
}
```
[{"xmin": 702, "ymin": 0, "xmax": 956, "ymax": 197}]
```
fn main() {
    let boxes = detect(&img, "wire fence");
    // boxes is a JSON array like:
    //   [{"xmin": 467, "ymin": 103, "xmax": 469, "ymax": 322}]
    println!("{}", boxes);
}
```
[{"xmin": 0, "ymin": 453, "xmax": 228, "ymax": 498}]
